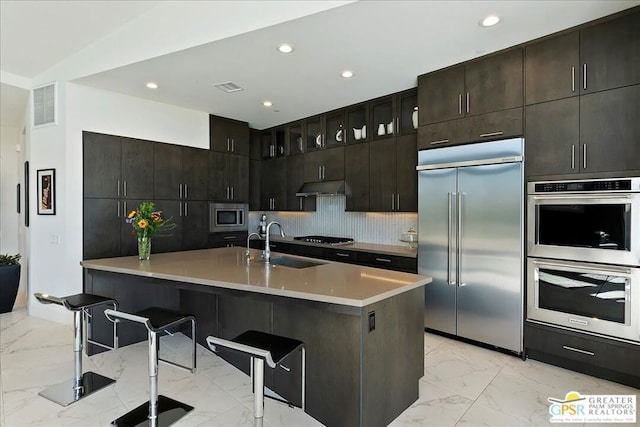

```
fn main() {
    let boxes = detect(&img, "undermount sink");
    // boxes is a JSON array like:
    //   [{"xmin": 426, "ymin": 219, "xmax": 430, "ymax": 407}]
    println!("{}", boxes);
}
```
[{"xmin": 265, "ymin": 256, "xmax": 326, "ymax": 269}]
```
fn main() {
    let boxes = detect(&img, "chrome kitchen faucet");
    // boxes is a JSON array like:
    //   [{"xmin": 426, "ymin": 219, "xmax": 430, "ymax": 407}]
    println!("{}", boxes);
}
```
[{"xmin": 264, "ymin": 221, "xmax": 285, "ymax": 264}]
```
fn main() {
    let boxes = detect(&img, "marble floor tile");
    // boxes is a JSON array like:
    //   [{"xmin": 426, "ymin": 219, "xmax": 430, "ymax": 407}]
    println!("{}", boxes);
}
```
[{"xmin": 2, "ymin": 310, "xmax": 638, "ymax": 427}]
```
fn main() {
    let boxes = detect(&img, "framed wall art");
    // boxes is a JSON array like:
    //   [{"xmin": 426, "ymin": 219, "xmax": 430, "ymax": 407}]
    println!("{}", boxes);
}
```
[{"xmin": 37, "ymin": 168, "xmax": 56, "ymax": 215}]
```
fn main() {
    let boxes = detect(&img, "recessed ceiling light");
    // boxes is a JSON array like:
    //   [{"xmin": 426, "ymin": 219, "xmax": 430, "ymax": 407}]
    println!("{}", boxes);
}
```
[
  {"xmin": 278, "ymin": 43, "xmax": 294, "ymax": 54},
  {"xmin": 146, "ymin": 82, "xmax": 158, "ymax": 89},
  {"xmin": 263, "ymin": 101, "xmax": 273, "ymax": 107},
  {"xmin": 479, "ymin": 15, "xmax": 500, "ymax": 27},
  {"xmin": 341, "ymin": 70, "xmax": 354, "ymax": 78}
]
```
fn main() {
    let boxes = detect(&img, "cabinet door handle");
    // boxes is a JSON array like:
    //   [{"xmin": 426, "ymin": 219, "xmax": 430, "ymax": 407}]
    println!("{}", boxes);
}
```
[
  {"xmin": 430, "ymin": 139, "xmax": 449, "ymax": 145},
  {"xmin": 185, "ymin": 201, "xmax": 188, "ymax": 217},
  {"xmin": 117, "ymin": 201, "xmax": 120, "ymax": 217},
  {"xmin": 562, "ymin": 345, "xmax": 594, "ymax": 356},
  {"xmin": 299, "ymin": 197, "xmax": 303, "ymax": 211},
  {"xmin": 179, "ymin": 184, "xmax": 183, "ymax": 199},
  {"xmin": 466, "ymin": 93, "xmax": 470, "ymax": 113},
  {"xmin": 231, "ymin": 187, "xmax": 234, "ymax": 200},
  {"xmin": 227, "ymin": 138, "xmax": 230, "ymax": 152},
  {"xmin": 396, "ymin": 117, "xmax": 400, "ymax": 135},
  {"xmin": 583, "ymin": 144, "xmax": 587, "ymax": 169},
  {"xmin": 571, "ymin": 145, "xmax": 575, "ymax": 170},
  {"xmin": 226, "ymin": 186, "xmax": 230, "ymax": 199},
  {"xmin": 336, "ymin": 253, "xmax": 350, "ymax": 258},
  {"xmin": 397, "ymin": 193, "xmax": 400, "ymax": 210},
  {"xmin": 391, "ymin": 194, "xmax": 395, "ymax": 210},
  {"xmin": 571, "ymin": 66, "xmax": 575, "ymax": 92},
  {"xmin": 185, "ymin": 184, "xmax": 188, "ymax": 199},
  {"xmin": 231, "ymin": 139, "xmax": 235, "ymax": 152},
  {"xmin": 224, "ymin": 236, "xmax": 236, "ymax": 240},
  {"xmin": 583, "ymin": 63, "xmax": 587, "ymax": 90},
  {"xmin": 319, "ymin": 166, "xmax": 322, "ymax": 180},
  {"xmin": 117, "ymin": 180, "xmax": 121, "ymax": 197},
  {"xmin": 323, "ymin": 166, "xmax": 326, "ymax": 179},
  {"xmin": 123, "ymin": 180, "xmax": 127, "ymax": 197},
  {"xmin": 123, "ymin": 201, "xmax": 127, "ymax": 218},
  {"xmin": 375, "ymin": 257, "xmax": 392, "ymax": 263},
  {"xmin": 479, "ymin": 131, "xmax": 503, "ymax": 138},
  {"xmin": 458, "ymin": 94, "xmax": 462, "ymax": 115},
  {"xmin": 179, "ymin": 201, "xmax": 183, "ymax": 217}
]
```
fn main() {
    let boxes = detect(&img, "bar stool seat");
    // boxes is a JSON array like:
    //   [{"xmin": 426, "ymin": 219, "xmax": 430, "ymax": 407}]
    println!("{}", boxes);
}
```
[
  {"xmin": 206, "ymin": 330, "xmax": 305, "ymax": 419},
  {"xmin": 33, "ymin": 292, "xmax": 118, "ymax": 407},
  {"xmin": 105, "ymin": 307, "xmax": 196, "ymax": 427}
]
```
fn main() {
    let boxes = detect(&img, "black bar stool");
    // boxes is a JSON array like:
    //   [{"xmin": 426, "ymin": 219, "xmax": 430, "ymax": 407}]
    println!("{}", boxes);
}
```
[
  {"xmin": 33, "ymin": 292, "xmax": 118, "ymax": 406},
  {"xmin": 105, "ymin": 307, "xmax": 196, "ymax": 427},
  {"xmin": 206, "ymin": 330, "xmax": 305, "ymax": 419}
]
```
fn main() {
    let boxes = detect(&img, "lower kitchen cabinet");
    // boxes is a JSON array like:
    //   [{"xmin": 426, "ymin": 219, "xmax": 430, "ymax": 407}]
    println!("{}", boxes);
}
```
[
  {"xmin": 208, "ymin": 231, "xmax": 248, "ymax": 248},
  {"xmin": 357, "ymin": 252, "xmax": 417, "ymax": 273},
  {"xmin": 525, "ymin": 322, "xmax": 640, "ymax": 388}
]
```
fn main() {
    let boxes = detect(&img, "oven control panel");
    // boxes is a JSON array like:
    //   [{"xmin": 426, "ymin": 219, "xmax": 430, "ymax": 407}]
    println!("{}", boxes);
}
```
[{"xmin": 532, "ymin": 178, "xmax": 637, "ymax": 193}]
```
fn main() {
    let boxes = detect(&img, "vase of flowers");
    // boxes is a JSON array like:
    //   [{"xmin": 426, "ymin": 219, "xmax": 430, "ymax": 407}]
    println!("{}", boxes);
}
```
[{"xmin": 126, "ymin": 202, "xmax": 175, "ymax": 260}]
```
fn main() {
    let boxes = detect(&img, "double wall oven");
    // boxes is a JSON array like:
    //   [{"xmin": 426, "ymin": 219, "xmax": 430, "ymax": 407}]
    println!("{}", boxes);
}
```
[{"xmin": 527, "ymin": 177, "xmax": 640, "ymax": 343}]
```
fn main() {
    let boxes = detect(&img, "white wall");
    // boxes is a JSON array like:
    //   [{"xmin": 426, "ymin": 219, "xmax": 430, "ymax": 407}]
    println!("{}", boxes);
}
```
[
  {"xmin": 27, "ymin": 83, "xmax": 209, "ymax": 323},
  {"xmin": 0, "ymin": 127, "xmax": 20, "ymax": 254}
]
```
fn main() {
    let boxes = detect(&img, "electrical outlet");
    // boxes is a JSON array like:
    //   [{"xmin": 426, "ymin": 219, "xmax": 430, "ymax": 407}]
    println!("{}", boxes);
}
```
[{"xmin": 368, "ymin": 311, "xmax": 375, "ymax": 332}]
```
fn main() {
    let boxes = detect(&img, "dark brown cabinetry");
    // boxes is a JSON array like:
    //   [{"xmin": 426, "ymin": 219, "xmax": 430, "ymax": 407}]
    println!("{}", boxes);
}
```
[
  {"xmin": 526, "ymin": 85, "xmax": 640, "ymax": 178},
  {"xmin": 262, "ymin": 128, "xmax": 286, "ymax": 159},
  {"xmin": 525, "ymin": 322, "xmax": 640, "ymax": 388},
  {"xmin": 345, "ymin": 142, "xmax": 369, "ymax": 211},
  {"xmin": 208, "ymin": 152, "xmax": 249, "ymax": 202},
  {"xmin": 525, "ymin": 11, "xmax": 639, "ymax": 105},
  {"xmin": 154, "ymin": 144, "xmax": 208, "ymax": 200},
  {"xmin": 369, "ymin": 135, "xmax": 417, "ymax": 212},
  {"xmin": 83, "ymin": 132, "xmax": 154, "ymax": 199},
  {"xmin": 304, "ymin": 147, "xmax": 344, "ymax": 183},
  {"xmin": 209, "ymin": 115, "xmax": 250, "ymax": 156},
  {"xmin": 419, "ymin": 49, "xmax": 523, "ymax": 125},
  {"xmin": 208, "ymin": 231, "xmax": 248, "ymax": 248},
  {"xmin": 261, "ymin": 157, "xmax": 287, "ymax": 211},
  {"xmin": 287, "ymin": 154, "xmax": 315, "ymax": 211},
  {"xmin": 418, "ymin": 49, "xmax": 523, "ymax": 148}
]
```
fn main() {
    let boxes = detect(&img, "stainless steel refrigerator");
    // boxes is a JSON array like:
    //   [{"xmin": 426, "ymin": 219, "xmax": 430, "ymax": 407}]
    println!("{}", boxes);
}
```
[{"xmin": 417, "ymin": 138, "xmax": 524, "ymax": 353}]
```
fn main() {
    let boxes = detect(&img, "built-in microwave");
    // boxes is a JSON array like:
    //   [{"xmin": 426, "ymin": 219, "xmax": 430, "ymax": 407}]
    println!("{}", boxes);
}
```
[
  {"xmin": 527, "ymin": 177, "xmax": 640, "ymax": 267},
  {"xmin": 209, "ymin": 202, "xmax": 248, "ymax": 232}
]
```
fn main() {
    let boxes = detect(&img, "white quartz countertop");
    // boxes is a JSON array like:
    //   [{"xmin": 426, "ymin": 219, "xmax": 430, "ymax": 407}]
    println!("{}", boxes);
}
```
[{"xmin": 81, "ymin": 247, "xmax": 430, "ymax": 307}]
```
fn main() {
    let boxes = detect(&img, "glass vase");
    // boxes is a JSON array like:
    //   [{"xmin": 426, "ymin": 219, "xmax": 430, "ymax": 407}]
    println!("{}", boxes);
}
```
[{"xmin": 138, "ymin": 237, "xmax": 151, "ymax": 261}]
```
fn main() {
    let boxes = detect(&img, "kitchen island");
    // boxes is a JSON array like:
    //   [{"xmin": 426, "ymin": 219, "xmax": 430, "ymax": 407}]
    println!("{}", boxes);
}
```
[{"xmin": 81, "ymin": 247, "xmax": 430, "ymax": 427}]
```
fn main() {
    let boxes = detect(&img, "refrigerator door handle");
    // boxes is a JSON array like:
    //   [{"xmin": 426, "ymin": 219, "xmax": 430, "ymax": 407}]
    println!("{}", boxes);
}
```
[
  {"xmin": 457, "ymin": 191, "xmax": 466, "ymax": 287},
  {"xmin": 447, "ymin": 192, "xmax": 455, "ymax": 285}
]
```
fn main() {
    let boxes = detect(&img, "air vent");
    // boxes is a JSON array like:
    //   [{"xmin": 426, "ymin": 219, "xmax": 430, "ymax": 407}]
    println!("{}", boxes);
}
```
[
  {"xmin": 214, "ymin": 81, "xmax": 244, "ymax": 93},
  {"xmin": 33, "ymin": 82, "xmax": 56, "ymax": 127}
]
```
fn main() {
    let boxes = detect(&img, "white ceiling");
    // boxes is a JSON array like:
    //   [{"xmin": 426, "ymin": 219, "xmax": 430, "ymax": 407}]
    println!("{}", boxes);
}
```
[{"xmin": 1, "ymin": 1, "xmax": 638, "ymax": 130}]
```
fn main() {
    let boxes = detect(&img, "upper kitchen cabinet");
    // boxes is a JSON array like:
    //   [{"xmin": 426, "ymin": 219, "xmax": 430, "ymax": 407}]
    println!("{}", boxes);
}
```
[
  {"xmin": 208, "ymin": 152, "xmax": 249, "ymax": 202},
  {"xmin": 346, "ymin": 103, "xmax": 369, "ymax": 144},
  {"xmin": 304, "ymin": 147, "xmax": 345, "ymax": 183},
  {"xmin": 526, "ymin": 84, "xmax": 640, "ymax": 178},
  {"xmin": 370, "ymin": 89, "xmax": 419, "ymax": 142},
  {"xmin": 83, "ymin": 131, "xmax": 154, "ymax": 199},
  {"xmin": 345, "ymin": 142, "xmax": 369, "ymax": 211},
  {"xmin": 262, "ymin": 127, "xmax": 286, "ymax": 159},
  {"xmin": 525, "ymin": 32, "xmax": 580, "ymax": 104},
  {"xmin": 369, "ymin": 134, "xmax": 417, "ymax": 212},
  {"xmin": 250, "ymin": 129, "xmax": 262, "ymax": 160},
  {"xmin": 419, "ymin": 48, "xmax": 523, "ymax": 125},
  {"xmin": 261, "ymin": 157, "xmax": 287, "ymax": 211},
  {"xmin": 525, "ymin": 10, "xmax": 640, "ymax": 105},
  {"xmin": 209, "ymin": 115, "xmax": 250, "ymax": 156},
  {"xmin": 154, "ymin": 144, "xmax": 209, "ymax": 201},
  {"xmin": 304, "ymin": 116, "xmax": 323, "ymax": 151},
  {"xmin": 579, "ymin": 10, "xmax": 640, "ymax": 94},
  {"xmin": 289, "ymin": 122, "xmax": 305, "ymax": 156},
  {"xmin": 325, "ymin": 110, "xmax": 346, "ymax": 147},
  {"xmin": 287, "ymin": 154, "xmax": 316, "ymax": 212}
]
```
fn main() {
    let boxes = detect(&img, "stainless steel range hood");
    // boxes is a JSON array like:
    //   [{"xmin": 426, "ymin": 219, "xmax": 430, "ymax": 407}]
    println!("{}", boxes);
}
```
[{"xmin": 296, "ymin": 180, "xmax": 346, "ymax": 197}]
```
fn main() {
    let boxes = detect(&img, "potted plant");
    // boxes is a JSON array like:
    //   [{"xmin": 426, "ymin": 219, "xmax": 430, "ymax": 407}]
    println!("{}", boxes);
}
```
[{"xmin": 0, "ymin": 253, "xmax": 22, "ymax": 313}]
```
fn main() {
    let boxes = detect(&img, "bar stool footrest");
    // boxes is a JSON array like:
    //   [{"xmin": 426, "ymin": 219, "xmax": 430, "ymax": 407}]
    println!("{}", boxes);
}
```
[
  {"xmin": 111, "ymin": 395, "xmax": 194, "ymax": 427},
  {"xmin": 38, "ymin": 371, "xmax": 115, "ymax": 407}
]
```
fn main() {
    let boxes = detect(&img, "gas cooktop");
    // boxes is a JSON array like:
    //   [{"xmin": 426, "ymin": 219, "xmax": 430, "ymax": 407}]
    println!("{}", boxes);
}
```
[{"xmin": 294, "ymin": 235, "xmax": 354, "ymax": 245}]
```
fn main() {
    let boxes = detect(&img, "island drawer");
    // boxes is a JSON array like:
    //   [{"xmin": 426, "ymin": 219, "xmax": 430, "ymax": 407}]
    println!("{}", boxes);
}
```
[
  {"xmin": 357, "ymin": 252, "xmax": 417, "ymax": 273},
  {"xmin": 209, "ymin": 231, "xmax": 248, "ymax": 248}
]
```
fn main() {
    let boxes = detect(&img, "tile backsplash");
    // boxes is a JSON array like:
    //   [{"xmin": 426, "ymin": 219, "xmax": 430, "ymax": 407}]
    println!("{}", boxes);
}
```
[{"xmin": 249, "ymin": 196, "xmax": 417, "ymax": 245}]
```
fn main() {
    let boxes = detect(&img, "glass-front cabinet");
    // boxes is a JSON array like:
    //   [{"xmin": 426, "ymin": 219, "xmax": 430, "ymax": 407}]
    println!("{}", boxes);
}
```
[
  {"xmin": 289, "ymin": 122, "xmax": 304, "ymax": 156},
  {"xmin": 305, "ymin": 116, "xmax": 324, "ymax": 151},
  {"xmin": 346, "ymin": 104, "xmax": 368, "ymax": 144},
  {"xmin": 325, "ymin": 110, "xmax": 345, "ymax": 147},
  {"xmin": 261, "ymin": 127, "xmax": 287, "ymax": 159},
  {"xmin": 371, "ymin": 89, "xmax": 418, "ymax": 141}
]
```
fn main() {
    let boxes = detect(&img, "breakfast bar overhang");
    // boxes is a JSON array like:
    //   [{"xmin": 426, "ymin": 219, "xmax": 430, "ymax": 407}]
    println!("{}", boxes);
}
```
[{"xmin": 81, "ymin": 247, "xmax": 431, "ymax": 427}]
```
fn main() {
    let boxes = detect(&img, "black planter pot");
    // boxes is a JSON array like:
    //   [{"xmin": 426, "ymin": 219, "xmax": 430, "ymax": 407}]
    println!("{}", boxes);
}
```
[{"xmin": 0, "ymin": 264, "xmax": 21, "ymax": 313}]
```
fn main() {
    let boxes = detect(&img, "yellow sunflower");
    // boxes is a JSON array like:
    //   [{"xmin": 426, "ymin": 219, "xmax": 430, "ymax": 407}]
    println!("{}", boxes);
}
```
[
  {"xmin": 137, "ymin": 219, "xmax": 149, "ymax": 228},
  {"xmin": 127, "ymin": 210, "xmax": 137, "ymax": 219}
]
